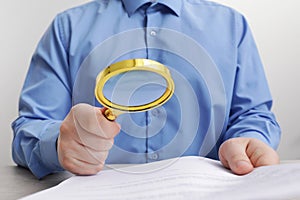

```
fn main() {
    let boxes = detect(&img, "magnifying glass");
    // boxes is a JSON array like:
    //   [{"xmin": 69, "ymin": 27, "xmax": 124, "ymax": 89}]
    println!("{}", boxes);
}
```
[{"xmin": 95, "ymin": 59, "xmax": 175, "ymax": 121}]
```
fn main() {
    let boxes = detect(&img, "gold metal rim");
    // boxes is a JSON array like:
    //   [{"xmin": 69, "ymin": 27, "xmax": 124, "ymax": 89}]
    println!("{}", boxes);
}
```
[{"xmin": 95, "ymin": 59, "xmax": 175, "ymax": 112}]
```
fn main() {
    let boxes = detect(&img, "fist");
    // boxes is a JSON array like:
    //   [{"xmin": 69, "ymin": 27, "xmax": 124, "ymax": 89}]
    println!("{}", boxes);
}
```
[
  {"xmin": 57, "ymin": 103, "xmax": 120, "ymax": 175},
  {"xmin": 218, "ymin": 137, "xmax": 279, "ymax": 175}
]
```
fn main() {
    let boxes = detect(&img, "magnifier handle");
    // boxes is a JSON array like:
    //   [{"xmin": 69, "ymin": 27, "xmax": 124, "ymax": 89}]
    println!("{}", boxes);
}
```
[
  {"xmin": 104, "ymin": 109, "xmax": 117, "ymax": 121},
  {"xmin": 104, "ymin": 108, "xmax": 124, "ymax": 121}
]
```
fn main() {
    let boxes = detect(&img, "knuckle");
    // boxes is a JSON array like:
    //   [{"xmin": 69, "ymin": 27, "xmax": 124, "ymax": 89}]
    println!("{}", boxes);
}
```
[
  {"xmin": 83, "ymin": 165, "xmax": 103, "ymax": 175},
  {"xmin": 88, "ymin": 150, "xmax": 108, "ymax": 164},
  {"xmin": 114, "ymin": 124, "xmax": 121, "ymax": 135},
  {"xmin": 107, "ymin": 124, "xmax": 121, "ymax": 138},
  {"xmin": 95, "ymin": 163, "xmax": 104, "ymax": 172},
  {"xmin": 107, "ymin": 138, "xmax": 114, "ymax": 149},
  {"xmin": 72, "ymin": 103, "xmax": 88, "ymax": 111},
  {"xmin": 97, "ymin": 139, "xmax": 114, "ymax": 151},
  {"xmin": 60, "ymin": 122, "xmax": 71, "ymax": 135},
  {"xmin": 98, "ymin": 151, "xmax": 109, "ymax": 162}
]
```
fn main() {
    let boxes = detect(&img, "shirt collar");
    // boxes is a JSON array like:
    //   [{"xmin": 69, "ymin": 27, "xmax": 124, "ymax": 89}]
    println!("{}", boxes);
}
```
[{"xmin": 122, "ymin": 0, "xmax": 182, "ymax": 17}]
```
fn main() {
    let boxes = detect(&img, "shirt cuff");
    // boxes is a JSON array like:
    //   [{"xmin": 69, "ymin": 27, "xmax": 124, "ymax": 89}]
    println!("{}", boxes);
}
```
[
  {"xmin": 38, "ymin": 121, "xmax": 64, "ymax": 177},
  {"xmin": 231, "ymin": 131, "xmax": 274, "ymax": 149}
]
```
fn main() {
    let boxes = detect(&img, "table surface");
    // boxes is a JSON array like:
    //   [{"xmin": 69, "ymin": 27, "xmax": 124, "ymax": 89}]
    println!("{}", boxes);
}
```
[
  {"xmin": 0, "ymin": 164, "xmax": 72, "ymax": 200},
  {"xmin": 1, "ymin": 160, "xmax": 299, "ymax": 200}
]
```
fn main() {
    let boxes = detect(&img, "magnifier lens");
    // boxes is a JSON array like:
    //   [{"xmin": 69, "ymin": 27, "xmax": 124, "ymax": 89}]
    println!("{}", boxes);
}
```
[
  {"xmin": 103, "ymin": 70, "xmax": 167, "ymax": 107},
  {"xmin": 95, "ymin": 59, "xmax": 174, "ymax": 120}
]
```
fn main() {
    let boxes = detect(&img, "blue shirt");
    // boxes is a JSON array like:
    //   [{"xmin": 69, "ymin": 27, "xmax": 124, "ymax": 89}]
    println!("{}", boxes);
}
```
[{"xmin": 12, "ymin": 0, "xmax": 281, "ymax": 178}]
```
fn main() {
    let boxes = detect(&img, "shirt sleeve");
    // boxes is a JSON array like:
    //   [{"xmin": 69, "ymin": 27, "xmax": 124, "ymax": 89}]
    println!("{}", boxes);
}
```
[
  {"xmin": 11, "ymin": 14, "xmax": 72, "ymax": 179},
  {"xmin": 223, "ymin": 14, "xmax": 281, "ymax": 149}
]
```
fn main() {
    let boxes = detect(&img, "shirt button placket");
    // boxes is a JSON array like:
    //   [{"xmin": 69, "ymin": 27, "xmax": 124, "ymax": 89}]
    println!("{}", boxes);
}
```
[
  {"xmin": 145, "ymin": 6, "xmax": 159, "ymax": 57},
  {"xmin": 145, "ymin": 6, "xmax": 161, "ymax": 162}
]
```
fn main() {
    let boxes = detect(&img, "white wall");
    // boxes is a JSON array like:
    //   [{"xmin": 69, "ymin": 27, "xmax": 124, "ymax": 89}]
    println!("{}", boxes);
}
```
[
  {"xmin": 0, "ymin": 0, "xmax": 89, "ymax": 165},
  {"xmin": 214, "ymin": 0, "xmax": 300, "ymax": 159},
  {"xmin": 1, "ymin": 0, "xmax": 299, "ymax": 165}
]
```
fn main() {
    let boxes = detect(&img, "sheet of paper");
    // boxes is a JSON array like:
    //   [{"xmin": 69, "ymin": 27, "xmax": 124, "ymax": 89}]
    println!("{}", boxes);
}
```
[{"xmin": 20, "ymin": 156, "xmax": 300, "ymax": 200}]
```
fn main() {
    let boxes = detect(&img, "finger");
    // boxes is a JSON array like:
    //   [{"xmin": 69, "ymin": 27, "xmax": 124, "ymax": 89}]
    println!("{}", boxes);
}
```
[
  {"xmin": 58, "ymin": 136, "xmax": 109, "ymax": 165},
  {"xmin": 59, "ymin": 118, "xmax": 115, "ymax": 152},
  {"xmin": 246, "ymin": 138, "xmax": 279, "ymax": 167},
  {"xmin": 72, "ymin": 104, "xmax": 120, "ymax": 139},
  {"xmin": 74, "ymin": 123, "xmax": 115, "ymax": 151},
  {"xmin": 219, "ymin": 138, "xmax": 254, "ymax": 175},
  {"xmin": 96, "ymin": 107, "xmax": 121, "ymax": 138},
  {"xmin": 80, "ymin": 137, "xmax": 114, "ymax": 152},
  {"xmin": 63, "ymin": 156, "xmax": 105, "ymax": 175},
  {"xmin": 74, "ymin": 145, "xmax": 109, "ymax": 165},
  {"xmin": 59, "ymin": 145, "xmax": 108, "ymax": 171}
]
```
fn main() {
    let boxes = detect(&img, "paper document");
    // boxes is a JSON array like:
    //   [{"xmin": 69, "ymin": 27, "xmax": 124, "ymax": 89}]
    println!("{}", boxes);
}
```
[{"xmin": 21, "ymin": 156, "xmax": 300, "ymax": 200}]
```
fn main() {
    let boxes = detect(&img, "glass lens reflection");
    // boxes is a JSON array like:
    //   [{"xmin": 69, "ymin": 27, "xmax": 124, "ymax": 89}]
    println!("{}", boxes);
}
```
[{"xmin": 103, "ymin": 70, "xmax": 167, "ymax": 107}]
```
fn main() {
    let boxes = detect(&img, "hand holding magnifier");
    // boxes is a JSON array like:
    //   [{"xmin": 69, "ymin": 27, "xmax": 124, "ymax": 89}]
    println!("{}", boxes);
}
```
[{"xmin": 95, "ymin": 59, "xmax": 175, "ymax": 121}]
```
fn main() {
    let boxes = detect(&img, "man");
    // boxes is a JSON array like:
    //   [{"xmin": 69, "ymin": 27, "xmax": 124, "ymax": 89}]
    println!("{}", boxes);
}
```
[{"xmin": 12, "ymin": 0, "xmax": 280, "ymax": 179}]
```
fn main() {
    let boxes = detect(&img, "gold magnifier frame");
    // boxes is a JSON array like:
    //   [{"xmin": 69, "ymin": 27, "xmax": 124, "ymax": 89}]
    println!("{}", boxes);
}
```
[{"xmin": 95, "ymin": 59, "xmax": 175, "ymax": 121}]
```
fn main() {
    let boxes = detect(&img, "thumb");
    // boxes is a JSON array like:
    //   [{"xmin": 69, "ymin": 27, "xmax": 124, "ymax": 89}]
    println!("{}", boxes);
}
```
[{"xmin": 219, "ymin": 138, "xmax": 254, "ymax": 175}]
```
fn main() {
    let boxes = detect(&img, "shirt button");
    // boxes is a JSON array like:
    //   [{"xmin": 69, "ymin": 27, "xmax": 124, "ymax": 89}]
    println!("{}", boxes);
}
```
[
  {"xmin": 150, "ymin": 30, "xmax": 157, "ymax": 36},
  {"xmin": 150, "ymin": 153, "xmax": 158, "ymax": 160},
  {"xmin": 151, "ymin": 109, "xmax": 160, "ymax": 117}
]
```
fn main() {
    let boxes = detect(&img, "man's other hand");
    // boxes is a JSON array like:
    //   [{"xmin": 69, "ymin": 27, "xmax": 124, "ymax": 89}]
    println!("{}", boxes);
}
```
[{"xmin": 219, "ymin": 137, "xmax": 279, "ymax": 175}]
